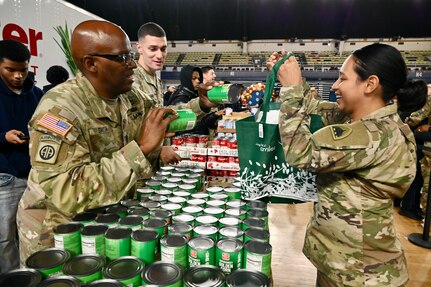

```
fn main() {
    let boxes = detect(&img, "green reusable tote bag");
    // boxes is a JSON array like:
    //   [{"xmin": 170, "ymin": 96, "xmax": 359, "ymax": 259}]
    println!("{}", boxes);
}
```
[{"xmin": 236, "ymin": 54, "xmax": 320, "ymax": 202}]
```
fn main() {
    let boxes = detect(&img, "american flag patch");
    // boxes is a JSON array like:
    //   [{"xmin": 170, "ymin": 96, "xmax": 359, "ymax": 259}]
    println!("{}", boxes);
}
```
[{"xmin": 37, "ymin": 113, "xmax": 73, "ymax": 136}]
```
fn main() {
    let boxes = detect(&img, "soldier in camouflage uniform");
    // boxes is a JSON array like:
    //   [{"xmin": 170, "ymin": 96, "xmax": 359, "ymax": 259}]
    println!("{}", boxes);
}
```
[
  {"xmin": 16, "ymin": 20, "xmax": 177, "ymax": 265},
  {"xmin": 269, "ymin": 44, "xmax": 416, "ymax": 286}
]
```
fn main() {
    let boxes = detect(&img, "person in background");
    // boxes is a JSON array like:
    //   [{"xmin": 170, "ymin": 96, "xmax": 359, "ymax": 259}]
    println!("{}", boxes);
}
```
[
  {"xmin": 202, "ymin": 65, "xmax": 224, "ymax": 86},
  {"xmin": 43, "ymin": 65, "xmax": 69, "ymax": 93},
  {"xmin": 269, "ymin": 43, "xmax": 416, "ymax": 286},
  {"xmin": 16, "ymin": 20, "xmax": 177, "ymax": 265},
  {"xmin": 0, "ymin": 39, "xmax": 43, "ymax": 274}
]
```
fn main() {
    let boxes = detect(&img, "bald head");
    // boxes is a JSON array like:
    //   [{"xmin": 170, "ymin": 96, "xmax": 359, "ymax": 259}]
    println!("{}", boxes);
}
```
[{"xmin": 71, "ymin": 20, "xmax": 131, "ymax": 72}]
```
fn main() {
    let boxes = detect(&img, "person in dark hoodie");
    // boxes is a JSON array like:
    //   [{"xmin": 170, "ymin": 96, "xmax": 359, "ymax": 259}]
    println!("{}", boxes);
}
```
[
  {"xmin": 166, "ymin": 65, "xmax": 223, "ymax": 135},
  {"xmin": 0, "ymin": 40, "xmax": 43, "ymax": 273}
]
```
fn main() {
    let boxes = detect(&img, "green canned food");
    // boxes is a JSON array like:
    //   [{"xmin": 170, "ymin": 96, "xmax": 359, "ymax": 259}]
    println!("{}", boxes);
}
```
[
  {"xmin": 119, "ymin": 215, "xmax": 143, "ymax": 230},
  {"xmin": 0, "ymin": 268, "xmax": 41, "ymax": 287},
  {"xmin": 181, "ymin": 179, "xmax": 198, "ymax": 191},
  {"xmin": 173, "ymin": 190, "xmax": 191, "ymax": 199},
  {"xmin": 219, "ymin": 216, "xmax": 242, "ymax": 229},
  {"xmin": 166, "ymin": 177, "xmax": 183, "ymax": 185},
  {"xmin": 127, "ymin": 206, "xmax": 150, "ymax": 220},
  {"xmin": 243, "ymin": 241, "xmax": 272, "ymax": 277},
  {"xmin": 95, "ymin": 213, "xmax": 120, "ymax": 227},
  {"xmin": 161, "ymin": 182, "xmax": 178, "ymax": 191},
  {"xmin": 151, "ymin": 175, "xmax": 165, "ymax": 182},
  {"xmin": 137, "ymin": 187, "xmax": 154, "ymax": 201},
  {"xmin": 246, "ymin": 200, "xmax": 267, "ymax": 211},
  {"xmin": 207, "ymin": 84, "xmax": 242, "ymax": 104},
  {"xmin": 225, "ymin": 208, "xmax": 247, "ymax": 221},
  {"xmin": 168, "ymin": 196, "xmax": 187, "ymax": 207},
  {"xmin": 226, "ymin": 269, "xmax": 270, "ymax": 287},
  {"xmin": 141, "ymin": 262, "xmax": 183, "ymax": 287},
  {"xmin": 188, "ymin": 237, "xmax": 215, "ymax": 267},
  {"xmin": 149, "ymin": 209, "xmax": 173, "ymax": 224},
  {"xmin": 131, "ymin": 229, "xmax": 159, "ymax": 265},
  {"xmin": 160, "ymin": 234, "xmax": 189, "ymax": 268},
  {"xmin": 219, "ymin": 226, "xmax": 244, "ymax": 242},
  {"xmin": 179, "ymin": 184, "xmax": 196, "ymax": 193},
  {"xmin": 171, "ymin": 172, "xmax": 187, "ymax": 178},
  {"xmin": 146, "ymin": 180, "xmax": 161, "ymax": 190},
  {"xmin": 188, "ymin": 198, "xmax": 207, "ymax": 207},
  {"xmin": 206, "ymin": 200, "xmax": 226, "ymax": 209},
  {"xmin": 172, "ymin": 213, "xmax": 195, "ymax": 226},
  {"xmin": 184, "ymin": 265, "xmax": 225, "ymax": 287},
  {"xmin": 81, "ymin": 224, "xmax": 108, "ymax": 255},
  {"xmin": 62, "ymin": 254, "xmax": 105, "ymax": 283},
  {"xmin": 155, "ymin": 189, "xmax": 173, "ymax": 197},
  {"xmin": 244, "ymin": 228, "xmax": 270, "ymax": 243},
  {"xmin": 26, "ymin": 248, "xmax": 71, "ymax": 278},
  {"xmin": 193, "ymin": 224, "xmax": 218, "ymax": 242},
  {"xmin": 216, "ymin": 238, "xmax": 243, "ymax": 274},
  {"xmin": 186, "ymin": 174, "xmax": 203, "ymax": 191},
  {"xmin": 120, "ymin": 199, "xmax": 141, "ymax": 209},
  {"xmin": 195, "ymin": 215, "xmax": 218, "ymax": 227},
  {"xmin": 247, "ymin": 209, "xmax": 269, "ymax": 229},
  {"xmin": 224, "ymin": 187, "xmax": 241, "ymax": 200},
  {"xmin": 86, "ymin": 279, "xmax": 124, "ymax": 287},
  {"xmin": 53, "ymin": 222, "xmax": 83, "ymax": 256},
  {"xmin": 169, "ymin": 222, "xmax": 194, "ymax": 239},
  {"xmin": 160, "ymin": 166, "xmax": 176, "ymax": 172},
  {"xmin": 105, "ymin": 205, "xmax": 128, "ymax": 218},
  {"xmin": 72, "ymin": 212, "xmax": 97, "ymax": 226},
  {"xmin": 104, "ymin": 227, "xmax": 132, "ymax": 260},
  {"xmin": 140, "ymin": 201, "xmax": 161, "ymax": 210},
  {"xmin": 103, "ymin": 256, "xmax": 144, "ymax": 287},
  {"xmin": 36, "ymin": 275, "xmax": 81, "ymax": 287},
  {"xmin": 206, "ymin": 186, "xmax": 224, "ymax": 194},
  {"xmin": 203, "ymin": 207, "xmax": 224, "ymax": 219},
  {"xmin": 149, "ymin": 194, "xmax": 168, "ymax": 204},
  {"xmin": 226, "ymin": 200, "xmax": 246, "ymax": 210},
  {"xmin": 209, "ymin": 193, "xmax": 229, "ymax": 201},
  {"xmin": 161, "ymin": 203, "xmax": 183, "ymax": 216},
  {"xmin": 190, "ymin": 193, "xmax": 209, "ymax": 200},
  {"xmin": 242, "ymin": 217, "xmax": 265, "ymax": 231},
  {"xmin": 167, "ymin": 109, "xmax": 197, "ymax": 132},
  {"xmin": 142, "ymin": 218, "xmax": 168, "ymax": 238},
  {"xmin": 183, "ymin": 205, "xmax": 204, "ymax": 217}
]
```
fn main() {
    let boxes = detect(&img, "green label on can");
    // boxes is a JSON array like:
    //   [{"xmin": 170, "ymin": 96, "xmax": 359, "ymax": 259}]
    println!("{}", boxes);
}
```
[
  {"xmin": 167, "ymin": 110, "xmax": 197, "ymax": 132},
  {"xmin": 207, "ymin": 84, "xmax": 241, "ymax": 104},
  {"xmin": 161, "ymin": 245, "xmax": 188, "ymax": 269},
  {"xmin": 82, "ymin": 234, "xmax": 105, "ymax": 255},
  {"xmin": 131, "ymin": 238, "xmax": 158, "ymax": 265},
  {"xmin": 188, "ymin": 246, "xmax": 215, "ymax": 267},
  {"xmin": 216, "ymin": 248, "xmax": 242, "ymax": 274},
  {"xmin": 244, "ymin": 251, "xmax": 272, "ymax": 277},
  {"xmin": 77, "ymin": 270, "xmax": 102, "ymax": 283},
  {"xmin": 119, "ymin": 274, "xmax": 142, "ymax": 287},
  {"xmin": 54, "ymin": 231, "xmax": 81, "ymax": 256},
  {"xmin": 105, "ymin": 237, "xmax": 131, "ymax": 260}
]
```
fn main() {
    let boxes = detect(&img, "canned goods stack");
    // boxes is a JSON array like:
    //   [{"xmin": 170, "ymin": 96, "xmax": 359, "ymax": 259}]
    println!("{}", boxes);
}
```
[{"xmin": 12, "ymin": 179, "xmax": 273, "ymax": 287}]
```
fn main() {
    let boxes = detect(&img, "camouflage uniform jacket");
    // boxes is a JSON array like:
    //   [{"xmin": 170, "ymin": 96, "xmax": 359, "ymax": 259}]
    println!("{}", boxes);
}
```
[
  {"xmin": 278, "ymin": 84, "xmax": 416, "ymax": 286},
  {"xmin": 406, "ymin": 95, "xmax": 431, "ymax": 146},
  {"xmin": 17, "ymin": 73, "xmax": 154, "ymax": 256}
]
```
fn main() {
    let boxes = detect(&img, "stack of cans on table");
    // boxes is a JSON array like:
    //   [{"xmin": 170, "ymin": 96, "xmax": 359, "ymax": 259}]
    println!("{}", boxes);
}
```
[{"xmin": 0, "ymin": 168, "xmax": 272, "ymax": 287}]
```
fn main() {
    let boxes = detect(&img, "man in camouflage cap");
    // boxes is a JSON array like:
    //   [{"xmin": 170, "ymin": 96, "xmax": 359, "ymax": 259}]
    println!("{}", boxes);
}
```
[{"xmin": 16, "ymin": 20, "xmax": 177, "ymax": 264}]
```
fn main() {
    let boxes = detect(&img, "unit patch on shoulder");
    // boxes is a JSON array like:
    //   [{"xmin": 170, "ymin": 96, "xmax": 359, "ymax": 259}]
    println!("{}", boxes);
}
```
[
  {"xmin": 37, "ymin": 113, "xmax": 73, "ymax": 137},
  {"xmin": 330, "ymin": 125, "xmax": 352, "ymax": 140},
  {"xmin": 35, "ymin": 135, "xmax": 61, "ymax": 164}
]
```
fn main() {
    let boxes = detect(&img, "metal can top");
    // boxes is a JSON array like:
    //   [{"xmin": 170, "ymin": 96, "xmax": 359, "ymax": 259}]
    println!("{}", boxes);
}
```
[
  {"xmin": 146, "ymin": 180, "xmax": 161, "ymax": 187},
  {"xmin": 172, "ymin": 190, "xmax": 191, "ymax": 198},
  {"xmin": 161, "ymin": 203, "xmax": 182, "ymax": 213},
  {"xmin": 104, "ymin": 227, "xmax": 132, "ymax": 239},
  {"xmin": 246, "ymin": 200, "xmax": 267, "ymax": 210},
  {"xmin": 206, "ymin": 186, "xmax": 224, "ymax": 193},
  {"xmin": 243, "ymin": 217, "xmax": 265, "ymax": 228},
  {"xmin": 219, "ymin": 226, "xmax": 245, "ymax": 238},
  {"xmin": 155, "ymin": 189, "xmax": 173, "ymax": 197},
  {"xmin": 72, "ymin": 212, "xmax": 97, "ymax": 223},
  {"xmin": 95, "ymin": 213, "xmax": 120, "ymax": 225},
  {"xmin": 140, "ymin": 201, "xmax": 161, "ymax": 210},
  {"xmin": 143, "ymin": 218, "xmax": 168, "ymax": 229},
  {"xmin": 160, "ymin": 166, "xmax": 176, "ymax": 172},
  {"xmin": 195, "ymin": 215, "xmax": 218, "ymax": 225},
  {"xmin": 219, "ymin": 216, "xmax": 242, "ymax": 226},
  {"xmin": 149, "ymin": 209, "xmax": 172, "ymax": 219},
  {"xmin": 247, "ymin": 209, "xmax": 269, "ymax": 218},
  {"xmin": 161, "ymin": 182, "xmax": 178, "ymax": 189},
  {"xmin": 224, "ymin": 187, "xmax": 241, "ymax": 193},
  {"xmin": 183, "ymin": 205, "xmax": 203, "ymax": 214},
  {"xmin": 0, "ymin": 268, "xmax": 41, "ymax": 287},
  {"xmin": 105, "ymin": 205, "xmax": 128, "ymax": 215},
  {"xmin": 103, "ymin": 256, "xmax": 144, "ymax": 280},
  {"xmin": 128, "ymin": 206, "xmax": 150, "ymax": 217},
  {"xmin": 188, "ymin": 198, "xmax": 206, "ymax": 206},
  {"xmin": 245, "ymin": 228, "xmax": 270, "ymax": 242},
  {"xmin": 35, "ymin": 275, "xmax": 81, "ymax": 287},
  {"xmin": 226, "ymin": 200, "xmax": 246, "ymax": 209},
  {"xmin": 184, "ymin": 265, "xmax": 225, "ymax": 287},
  {"xmin": 120, "ymin": 199, "xmax": 141, "ymax": 208},
  {"xmin": 26, "ymin": 248, "xmax": 71, "ymax": 270},
  {"xmin": 194, "ymin": 224, "xmax": 218, "ymax": 236},
  {"xmin": 137, "ymin": 187, "xmax": 154, "ymax": 195},
  {"xmin": 209, "ymin": 193, "xmax": 229, "ymax": 201},
  {"xmin": 206, "ymin": 200, "xmax": 226, "ymax": 208},
  {"xmin": 86, "ymin": 279, "xmax": 124, "ymax": 287},
  {"xmin": 62, "ymin": 254, "xmax": 106, "ymax": 277},
  {"xmin": 53, "ymin": 222, "xmax": 83, "ymax": 234},
  {"xmin": 172, "ymin": 213, "xmax": 195, "ymax": 223},
  {"xmin": 149, "ymin": 194, "xmax": 168, "ymax": 203},
  {"xmin": 168, "ymin": 196, "xmax": 187, "ymax": 205},
  {"xmin": 188, "ymin": 236, "xmax": 215, "ymax": 250},
  {"xmin": 225, "ymin": 208, "xmax": 247, "ymax": 217},
  {"xmin": 81, "ymin": 224, "xmax": 109, "ymax": 236},
  {"xmin": 204, "ymin": 207, "xmax": 224, "ymax": 216},
  {"xmin": 190, "ymin": 193, "xmax": 209, "ymax": 200},
  {"xmin": 142, "ymin": 262, "xmax": 183, "ymax": 285},
  {"xmin": 160, "ymin": 234, "xmax": 188, "ymax": 247},
  {"xmin": 226, "ymin": 269, "xmax": 270, "ymax": 287},
  {"xmin": 131, "ymin": 229, "xmax": 159, "ymax": 242},
  {"xmin": 118, "ymin": 215, "xmax": 143, "ymax": 226},
  {"xmin": 168, "ymin": 222, "xmax": 193, "ymax": 234},
  {"xmin": 216, "ymin": 238, "xmax": 243, "ymax": 253},
  {"xmin": 244, "ymin": 240, "xmax": 272, "ymax": 254}
]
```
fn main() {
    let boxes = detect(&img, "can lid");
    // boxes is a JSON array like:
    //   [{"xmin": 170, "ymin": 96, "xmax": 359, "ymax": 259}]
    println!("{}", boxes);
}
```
[
  {"xmin": 137, "ymin": 187, "xmax": 154, "ymax": 194},
  {"xmin": 226, "ymin": 269, "xmax": 270, "ymax": 287},
  {"xmin": 243, "ymin": 217, "xmax": 265, "ymax": 228},
  {"xmin": 219, "ymin": 216, "xmax": 242, "ymax": 226},
  {"xmin": 183, "ymin": 205, "xmax": 203, "ymax": 214},
  {"xmin": 181, "ymin": 178, "xmax": 197, "ymax": 185},
  {"xmin": 131, "ymin": 229, "xmax": 159, "ymax": 242},
  {"xmin": 35, "ymin": 275, "xmax": 81, "ymax": 287},
  {"xmin": 149, "ymin": 194, "xmax": 168, "ymax": 202},
  {"xmin": 86, "ymin": 279, "xmax": 124, "ymax": 287},
  {"xmin": 172, "ymin": 213, "xmax": 195, "ymax": 223},
  {"xmin": 204, "ymin": 207, "xmax": 224, "ymax": 215},
  {"xmin": 53, "ymin": 222, "xmax": 83, "ymax": 234},
  {"xmin": 95, "ymin": 213, "xmax": 120, "ymax": 224},
  {"xmin": 0, "ymin": 268, "xmax": 41, "ymax": 287},
  {"xmin": 155, "ymin": 189, "xmax": 173, "ymax": 196},
  {"xmin": 72, "ymin": 212, "xmax": 97, "ymax": 222},
  {"xmin": 247, "ymin": 209, "xmax": 269, "ymax": 217},
  {"xmin": 103, "ymin": 256, "xmax": 144, "ymax": 280},
  {"xmin": 226, "ymin": 200, "xmax": 246, "ymax": 208},
  {"xmin": 172, "ymin": 191, "xmax": 191, "ymax": 198},
  {"xmin": 209, "ymin": 193, "xmax": 229, "ymax": 200},
  {"xmin": 244, "ymin": 240, "xmax": 272, "ymax": 254},
  {"xmin": 190, "ymin": 193, "xmax": 208, "ymax": 200},
  {"xmin": 160, "ymin": 166, "xmax": 175, "ymax": 172},
  {"xmin": 168, "ymin": 196, "xmax": 187, "ymax": 204},
  {"xmin": 151, "ymin": 175, "xmax": 164, "ymax": 181},
  {"xmin": 119, "ymin": 215, "xmax": 143, "ymax": 226},
  {"xmin": 106, "ymin": 205, "xmax": 128, "ymax": 214},
  {"xmin": 194, "ymin": 224, "xmax": 218, "ymax": 236},
  {"xmin": 150, "ymin": 209, "xmax": 173, "ymax": 219},
  {"xmin": 160, "ymin": 234, "xmax": 188, "ymax": 247},
  {"xmin": 26, "ymin": 248, "xmax": 71, "ymax": 270},
  {"xmin": 188, "ymin": 236, "xmax": 215, "ymax": 250},
  {"xmin": 191, "ymin": 168, "xmax": 205, "ymax": 174},
  {"xmin": 224, "ymin": 187, "xmax": 241, "ymax": 193},
  {"xmin": 246, "ymin": 200, "xmax": 267, "ymax": 210},
  {"xmin": 63, "ymin": 254, "xmax": 106, "ymax": 277},
  {"xmin": 206, "ymin": 186, "xmax": 224, "ymax": 193},
  {"xmin": 140, "ymin": 201, "xmax": 161, "ymax": 210},
  {"xmin": 171, "ymin": 172, "xmax": 186, "ymax": 178},
  {"xmin": 142, "ymin": 262, "xmax": 183, "ymax": 285},
  {"xmin": 196, "ymin": 215, "xmax": 218, "ymax": 225},
  {"xmin": 219, "ymin": 226, "xmax": 244, "ymax": 238},
  {"xmin": 128, "ymin": 206, "xmax": 150, "ymax": 216},
  {"xmin": 245, "ymin": 228, "xmax": 270, "ymax": 241},
  {"xmin": 81, "ymin": 224, "xmax": 109, "ymax": 236},
  {"xmin": 188, "ymin": 198, "xmax": 206, "ymax": 206},
  {"xmin": 178, "ymin": 184, "xmax": 194, "ymax": 190},
  {"xmin": 168, "ymin": 222, "xmax": 193, "ymax": 234},
  {"xmin": 161, "ymin": 182, "xmax": 178, "ymax": 188},
  {"xmin": 143, "ymin": 218, "xmax": 168, "ymax": 228},
  {"xmin": 225, "ymin": 208, "xmax": 246, "ymax": 217},
  {"xmin": 146, "ymin": 180, "xmax": 161, "ymax": 187},
  {"xmin": 206, "ymin": 200, "xmax": 225, "ymax": 207},
  {"xmin": 105, "ymin": 227, "xmax": 132, "ymax": 239},
  {"xmin": 184, "ymin": 265, "xmax": 225, "ymax": 287},
  {"xmin": 216, "ymin": 238, "xmax": 243, "ymax": 252},
  {"xmin": 120, "ymin": 199, "xmax": 141, "ymax": 208}
]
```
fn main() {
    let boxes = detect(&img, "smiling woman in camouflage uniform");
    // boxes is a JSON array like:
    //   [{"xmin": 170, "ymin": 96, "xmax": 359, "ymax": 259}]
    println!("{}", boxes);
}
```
[{"xmin": 268, "ymin": 44, "xmax": 417, "ymax": 286}]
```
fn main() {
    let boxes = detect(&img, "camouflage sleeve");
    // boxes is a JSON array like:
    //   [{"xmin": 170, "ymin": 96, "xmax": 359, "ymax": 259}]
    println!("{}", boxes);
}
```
[
  {"xmin": 278, "ymin": 84, "xmax": 379, "ymax": 173},
  {"xmin": 28, "ymin": 110, "xmax": 153, "ymax": 216},
  {"xmin": 166, "ymin": 98, "xmax": 208, "ymax": 120},
  {"xmin": 405, "ymin": 96, "xmax": 431, "ymax": 128}
]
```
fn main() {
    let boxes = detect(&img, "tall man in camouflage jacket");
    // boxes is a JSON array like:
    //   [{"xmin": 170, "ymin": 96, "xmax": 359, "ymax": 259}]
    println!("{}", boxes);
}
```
[{"xmin": 17, "ymin": 20, "xmax": 177, "ymax": 264}]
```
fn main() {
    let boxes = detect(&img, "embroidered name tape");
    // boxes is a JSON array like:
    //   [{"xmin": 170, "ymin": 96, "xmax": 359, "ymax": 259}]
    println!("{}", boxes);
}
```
[{"xmin": 37, "ymin": 113, "xmax": 73, "ymax": 137}]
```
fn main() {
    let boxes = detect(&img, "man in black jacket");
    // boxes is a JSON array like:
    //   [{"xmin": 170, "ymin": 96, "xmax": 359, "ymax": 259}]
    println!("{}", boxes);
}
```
[{"xmin": 0, "ymin": 40, "xmax": 43, "ymax": 273}]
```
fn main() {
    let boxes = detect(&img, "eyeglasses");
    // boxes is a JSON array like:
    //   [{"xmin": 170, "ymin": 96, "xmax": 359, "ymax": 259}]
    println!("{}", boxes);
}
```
[{"xmin": 90, "ymin": 52, "xmax": 136, "ymax": 66}]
